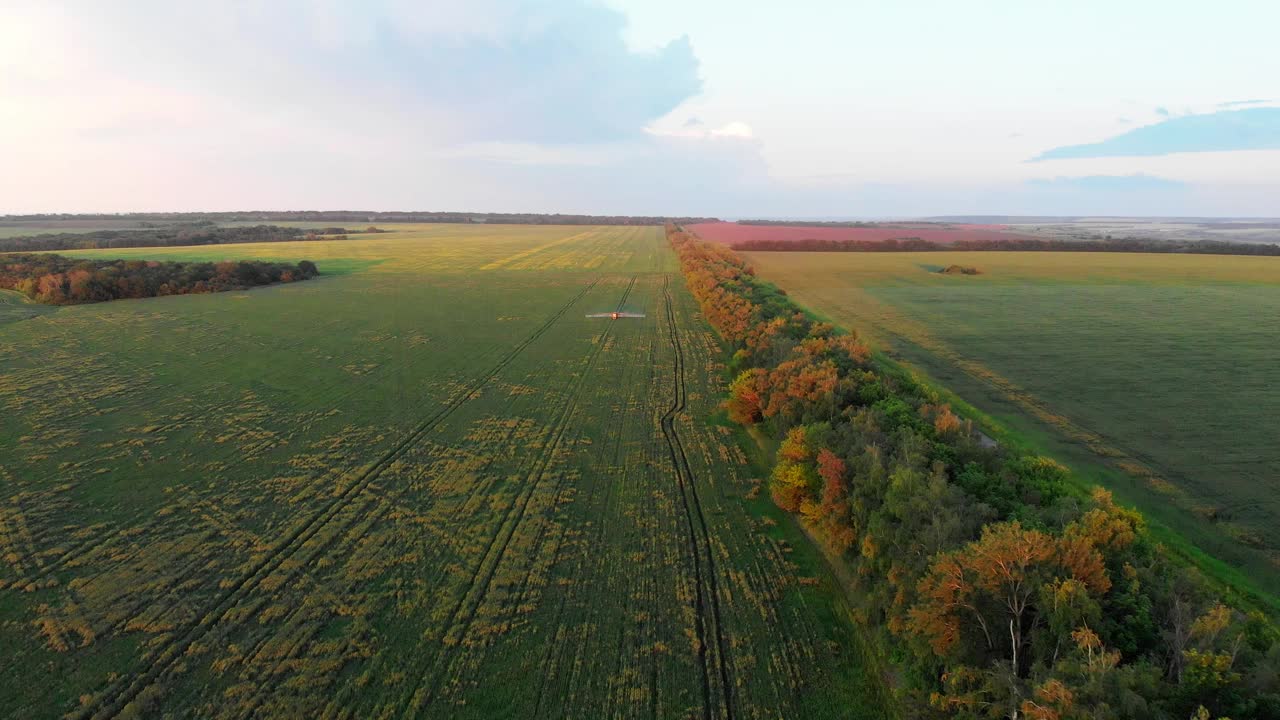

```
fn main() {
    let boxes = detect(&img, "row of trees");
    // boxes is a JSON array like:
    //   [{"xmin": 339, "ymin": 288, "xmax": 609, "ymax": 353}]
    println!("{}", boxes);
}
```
[
  {"xmin": 731, "ymin": 236, "xmax": 1280, "ymax": 256},
  {"xmin": 668, "ymin": 224, "xmax": 1280, "ymax": 718},
  {"xmin": 2, "ymin": 212, "xmax": 720, "ymax": 226},
  {"xmin": 0, "ymin": 225, "xmax": 351, "ymax": 254},
  {"xmin": 0, "ymin": 254, "xmax": 318, "ymax": 305}
]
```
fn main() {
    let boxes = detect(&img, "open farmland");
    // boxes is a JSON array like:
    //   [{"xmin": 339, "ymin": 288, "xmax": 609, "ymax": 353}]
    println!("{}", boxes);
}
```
[
  {"xmin": 0, "ymin": 221, "xmax": 158, "ymax": 239},
  {"xmin": 688, "ymin": 221, "xmax": 1032, "ymax": 245},
  {"xmin": 1006, "ymin": 217, "xmax": 1280, "ymax": 246},
  {"xmin": 742, "ymin": 249, "xmax": 1280, "ymax": 600},
  {"xmin": 0, "ymin": 225, "xmax": 879, "ymax": 719}
]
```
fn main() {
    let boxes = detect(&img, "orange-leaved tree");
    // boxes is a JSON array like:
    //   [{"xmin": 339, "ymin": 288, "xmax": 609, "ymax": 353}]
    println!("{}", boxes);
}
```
[
  {"xmin": 907, "ymin": 520, "xmax": 1113, "ymax": 678},
  {"xmin": 770, "ymin": 426, "xmax": 815, "ymax": 512},
  {"xmin": 726, "ymin": 368, "xmax": 768, "ymax": 425}
]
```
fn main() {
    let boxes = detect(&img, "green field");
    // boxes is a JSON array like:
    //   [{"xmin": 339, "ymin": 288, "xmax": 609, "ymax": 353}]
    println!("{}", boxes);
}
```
[
  {"xmin": 744, "ymin": 250, "xmax": 1280, "ymax": 599},
  {"xmin": 0, "ymin": 226, "xmax": 881, "ymax": 718},
  {"xmin": 0, "ymin": 290, "xmax": 57, "ymax": 325},
  {"xmin": 0, "ymin": 221, "xmax": 155, "ymax": 239}
]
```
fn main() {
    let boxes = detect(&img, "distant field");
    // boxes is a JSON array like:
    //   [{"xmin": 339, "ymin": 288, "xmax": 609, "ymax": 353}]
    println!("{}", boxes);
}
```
[
  {"xmin": 689, "ymin": 221, "xmax": 1031, "ymax": 245},
  {"xmin": 744, "ymin": 250, "xmax": 1280, "ymax": 593},
  {"xmin": 1011, "ymin": 218, "xmax": 1280, "ymax": 245},
  {"xmin": 0, "ymin": 222, "xmax": 152, "ymax": 239},
  {"xmin": 0, "ymin": 224, "xmax": 878, "ymax": 718}
]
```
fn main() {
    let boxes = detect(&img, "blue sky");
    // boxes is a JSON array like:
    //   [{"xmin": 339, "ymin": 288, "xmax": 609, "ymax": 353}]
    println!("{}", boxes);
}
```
[{"xmin": 2, "ymin": 0, "xmax": 1277, "ymax": 216}]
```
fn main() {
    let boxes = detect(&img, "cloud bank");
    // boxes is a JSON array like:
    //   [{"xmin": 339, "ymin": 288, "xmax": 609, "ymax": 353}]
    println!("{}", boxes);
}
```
[
  {"xmin": 2, "ymin": 1, "xmax": 1278, "ymax": 216},
  {"xmin": 47, "ymin": 1, "xmax": 701, "ymax": 145},
  {"xmin": 2, "ymin": 0, "xmax": 737, "ymax": 212},
  {"xmin": 1033, "ymin": 108, "xmax": 1280, "ymax": 161}
]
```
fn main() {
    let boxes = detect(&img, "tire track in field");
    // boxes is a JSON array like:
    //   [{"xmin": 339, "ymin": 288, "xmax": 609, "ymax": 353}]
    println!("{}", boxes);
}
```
[
  {"xmin": 232, "ymin": 400, "xmax": 553, "ymax": 720},
  {"xmin": 45, "ymin": 339, "xmax": 510, "ymax": 653},
  {"xmin": 509, "ymin": 274, "xmax": 637, "ymax": 609},
  {"xmin": 74, "ymin": 278, "xmax": 601, "ymax": 720},
  {"xmin": 580, "ymin": 313, "xmax": 644, "ymax": 715},
  {"xmin": 526, "ymin": 281, "xmax": 641, "ymax": 718},
  {"xmin": 17, "ymin": 327, "xmax": 415, "ymax": 587},
  {"xmin": 41, "ymin": 326, "xmax": 507, "ymax": 579},
  {"xmin": 643, "ymin": 328, "xmax": 664, "ymax": 720},
  {"xmin": 510, "ymin": 274, "xmax": 639, "ymax": 619},
  {"xmin": 407, "ymin": 276, "xmax": 636, "ymax": 716},
  {"xmin": 20, "ymin": 304, "xmax": 501, "ymax": 573},
  {"xmin": 659, "ymin": 274, "xmax": 735, "ymax": 720}
]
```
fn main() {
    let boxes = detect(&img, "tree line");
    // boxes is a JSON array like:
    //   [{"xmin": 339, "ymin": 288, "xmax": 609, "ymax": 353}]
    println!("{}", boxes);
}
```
[
  {"xmin": 0, "ymin": 225, "xmax": 353, "ymax": 254},
  {"xmin": 0, "ymin": 254, "xmax": 318, "ymax": 305},
  {"xmin": 732, "ymin": 236, "xmax": 1280, "ymax": 256},
  {"xmin": 3, "ymin": 212, "xmax": 720, "ymax": 226},
  {"xmin": 668, "ymin": 223, "xmax": 1279, "ymax": 719}
]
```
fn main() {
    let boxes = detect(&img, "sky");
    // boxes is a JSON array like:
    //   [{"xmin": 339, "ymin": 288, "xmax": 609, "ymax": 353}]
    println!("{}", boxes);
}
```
[{"xmin": 2, "ymin": 0, "xmax": 1278, "ymax": 217}]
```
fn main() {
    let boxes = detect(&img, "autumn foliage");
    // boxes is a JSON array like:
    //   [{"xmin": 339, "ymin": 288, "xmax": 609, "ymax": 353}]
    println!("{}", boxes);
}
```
[
  {"xmin": 667, "ymin": 223, "xmax": 1280, "ymax": 718},
  {"xmin": 0, "ymin": 254, "xmax": 319, "ymax": 305}
]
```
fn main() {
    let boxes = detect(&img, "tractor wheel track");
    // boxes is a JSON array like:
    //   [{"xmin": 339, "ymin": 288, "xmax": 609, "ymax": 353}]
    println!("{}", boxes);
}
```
[
  {"xmin": 658, "ymin": 274, "xmax": 735, "ymax": 720},
  {"xmin": 75, "ymin": 278, "xmax": 600, "ymax": 720},
  {"xmin": 526, "ymin": 278, "xmax": 642, "ymax": 719},
  {"xmin": 404, "ymin": 276, "xmax": 636, "ymax": 716}
]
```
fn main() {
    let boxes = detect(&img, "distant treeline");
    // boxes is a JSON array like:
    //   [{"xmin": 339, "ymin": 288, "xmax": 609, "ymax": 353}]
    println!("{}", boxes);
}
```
[
  {"xmin": 733, "ymin": 236, "xmax": 1280, "ymax": 255},
  {"xmin": 2, "ymin": 212, "xmax": 720, "ymax": 226},
  {"xmin": 0, "ymin": 225, "xmax": 350, "ymax": 254},
  {"xmin": 0, "ymin": 254, "xmax": 318, "ymax": 305}
]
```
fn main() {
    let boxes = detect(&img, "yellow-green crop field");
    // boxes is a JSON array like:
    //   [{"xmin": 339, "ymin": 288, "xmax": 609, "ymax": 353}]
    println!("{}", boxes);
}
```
[
  {"xmin": 744, "ymin": 250, "xmax": 1280, "ymax": 599},
  {"xmin": 0, "ymin": 226, "xmax": 880, "ymax": 719}
]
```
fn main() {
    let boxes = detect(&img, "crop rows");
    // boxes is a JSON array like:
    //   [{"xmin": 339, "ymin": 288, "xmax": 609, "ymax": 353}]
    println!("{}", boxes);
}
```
[{"xmin": 1, "ymin": 225, "xmax": 867, "ymax": 718}]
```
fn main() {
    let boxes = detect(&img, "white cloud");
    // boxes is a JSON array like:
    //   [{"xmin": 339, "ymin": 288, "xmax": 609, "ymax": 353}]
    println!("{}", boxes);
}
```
[
  {"xmin": 645, "ymin": 119, "xmax": 754, "ymax": 140},
  {"xmin": 711, "ymin": 122, "xmax": 754, "ymax": 138},
  {"xmin": 0, "ymin": 0, "xmax": 715, "ymax": 212}
]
